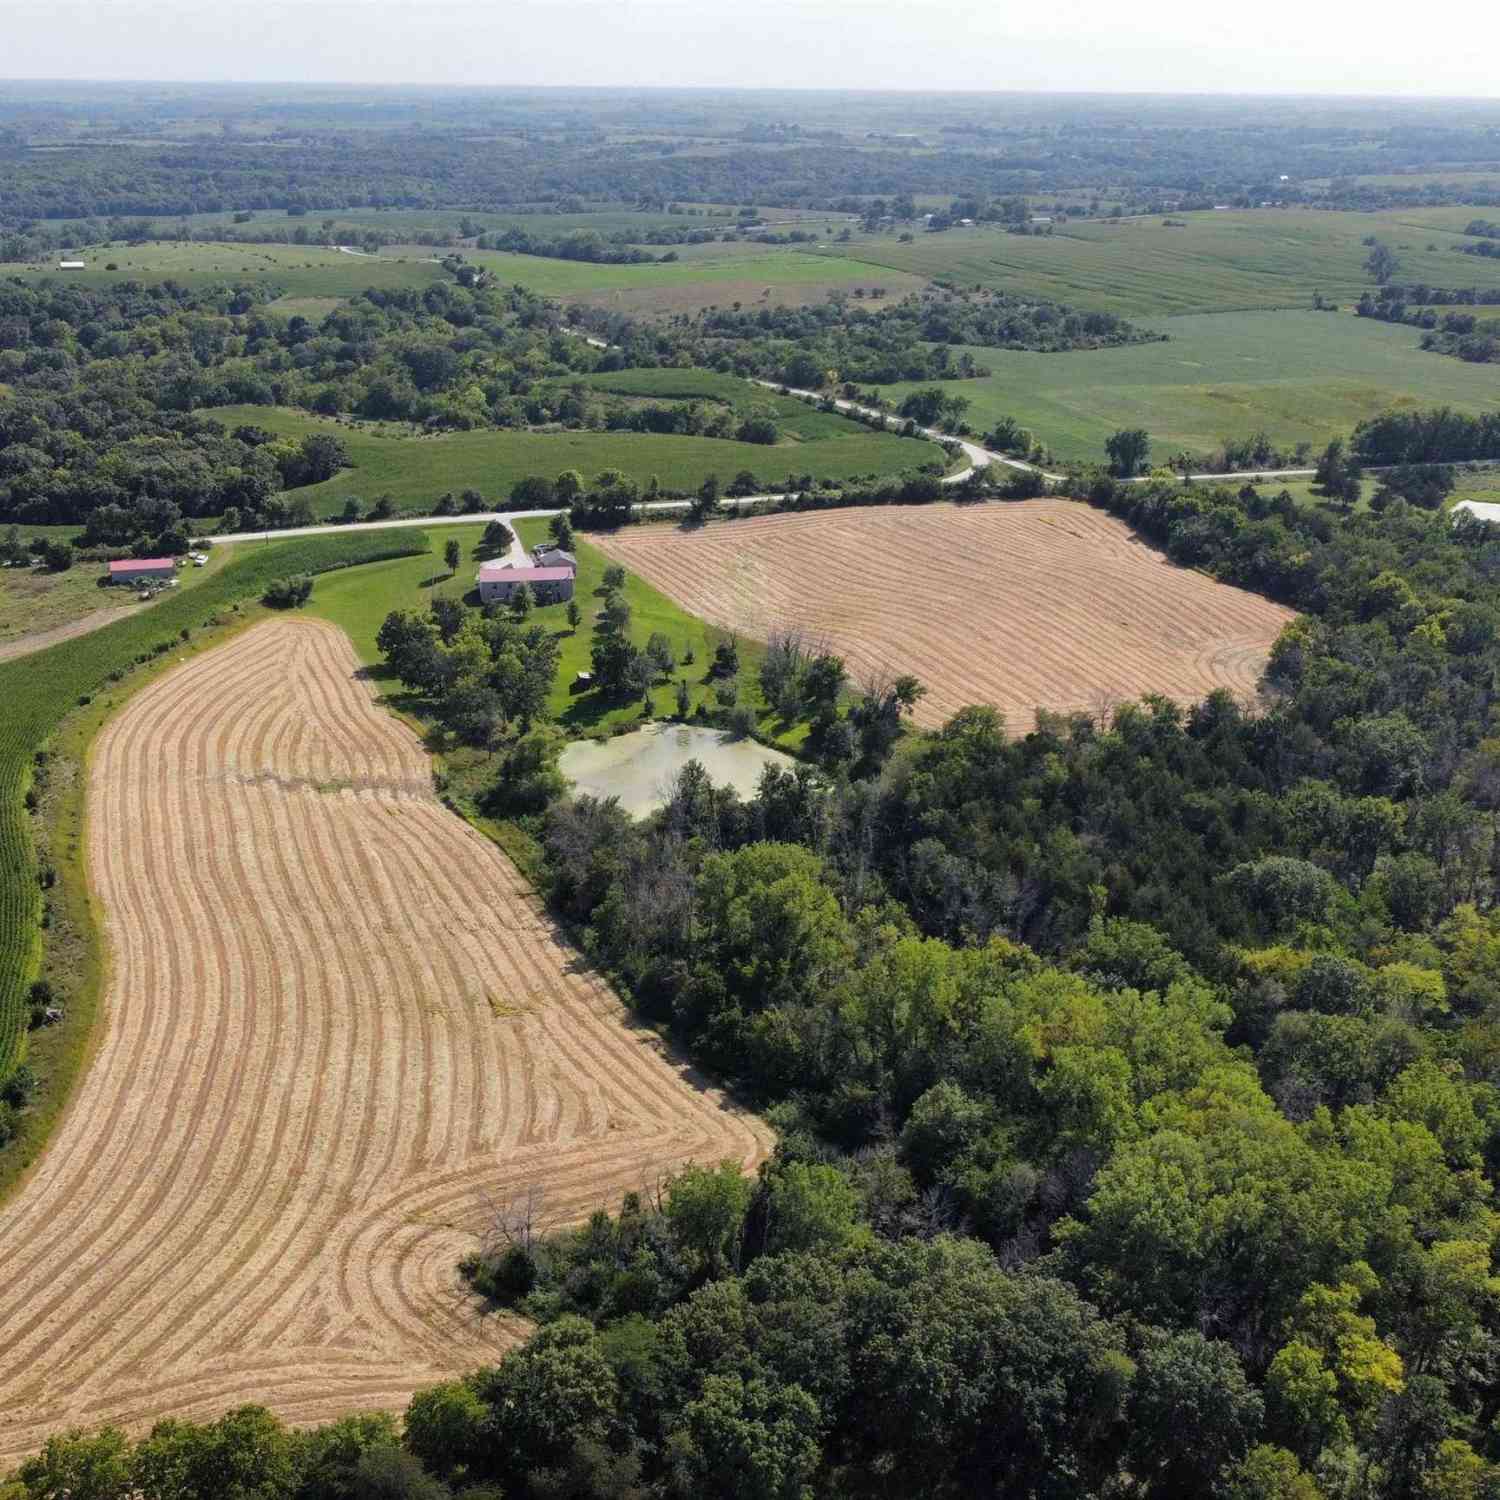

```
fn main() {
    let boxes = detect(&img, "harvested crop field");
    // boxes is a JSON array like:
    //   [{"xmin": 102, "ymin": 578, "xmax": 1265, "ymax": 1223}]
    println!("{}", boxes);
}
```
[
  {"xmin": 0, "ymin": 617, "xmax": 768, "ymax": 1457},
  {"xmin": 592, "ymin": 501, "xmax": 1297, "ymax": 732}
]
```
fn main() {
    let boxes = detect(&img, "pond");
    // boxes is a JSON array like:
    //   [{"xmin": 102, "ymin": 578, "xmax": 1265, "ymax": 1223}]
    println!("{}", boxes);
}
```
[{"xmin": 559, "ymin": 723, "xmax": 796, "ymax": 816}]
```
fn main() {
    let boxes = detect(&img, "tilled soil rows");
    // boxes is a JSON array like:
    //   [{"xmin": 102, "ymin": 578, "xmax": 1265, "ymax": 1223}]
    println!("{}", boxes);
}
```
[
  {"xmin": 0, "ymin": 618, "xmax": 768, "ymax": 1457},
  {"xmin": 593, "ymin": 500, "xmax": 1298, "ymax": 732}
]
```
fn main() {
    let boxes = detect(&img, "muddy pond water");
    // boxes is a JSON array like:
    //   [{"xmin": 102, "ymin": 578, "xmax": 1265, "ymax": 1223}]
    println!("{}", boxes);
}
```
[{"xmin": 559, "ymin": 723, "xmax": 795, "ymax": 816}]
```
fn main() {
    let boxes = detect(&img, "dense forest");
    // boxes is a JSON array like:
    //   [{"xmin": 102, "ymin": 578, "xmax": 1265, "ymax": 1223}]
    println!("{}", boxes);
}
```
[
  {"xmin": 0, "ymin": 275, "xmax": 605, "ymax": 537},
  {"xmin": 4, "ymin": 87, "xmax": 1500, "ymax": 230},
  {"xmin": 573, "ymin": 290, "xmax": 1157, "ymax": 388}
]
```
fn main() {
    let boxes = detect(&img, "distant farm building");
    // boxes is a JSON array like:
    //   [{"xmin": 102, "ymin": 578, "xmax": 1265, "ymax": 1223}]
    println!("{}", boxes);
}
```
[
  {"xmin": 108, "ymin": 558, "xmax": 176, "ymax": 584},
  {"xmin": 477, "ymin": 562, "xmax": 575, "ymax": 605},
  {"xmin": 57, "ymin": 260, "xmax": 86, "ymax": 269}
]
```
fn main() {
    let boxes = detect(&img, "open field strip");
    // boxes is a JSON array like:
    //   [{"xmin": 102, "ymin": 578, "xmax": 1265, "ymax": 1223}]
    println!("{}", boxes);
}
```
[
  {"xmin": 591, "ymin": 502, "xmax": 1297, "ymax": 734},
  {"xmin": 203, "ymin": 405, "xmax": 945, "ymax": 519},
  {"xmin": 880, "ymin": 310, "xmax": 1500, "ymax": 466},
  {"xmin": 823, "ymin": 207, "xmax": 1500, "ymax": 319},
  {"xmin": 0, "ymin": 617, "xmax": 769, "ymax": 1455},
  {"xmin": 459, "ymin": 246, "xmax": 926, "ymax": 314}
]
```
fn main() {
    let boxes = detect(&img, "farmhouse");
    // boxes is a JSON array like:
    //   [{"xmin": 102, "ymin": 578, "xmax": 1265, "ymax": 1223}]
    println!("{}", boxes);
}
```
[
  {"xmin": 107, "ymin": 557, "xmax": 176, "ymax": 584},
  {"xmin": 477, "ymin": 561, "xmax": 575, "ymax": 605}
]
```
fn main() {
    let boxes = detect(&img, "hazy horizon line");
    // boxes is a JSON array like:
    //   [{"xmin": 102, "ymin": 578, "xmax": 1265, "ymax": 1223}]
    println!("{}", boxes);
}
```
[{"xmin": 2, "ymin": 76, "xmax": 1498, "ymax": 104}]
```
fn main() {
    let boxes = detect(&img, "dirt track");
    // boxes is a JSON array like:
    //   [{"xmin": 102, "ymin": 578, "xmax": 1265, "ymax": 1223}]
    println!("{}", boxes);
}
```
[
  {"xmin": 593, "ymin": 501, "xmax": 1297, "ymax": 732},
  {"xmin": 0, "ymin": 618, "xmax": 769, "ymax": 1457},
  {"xmin": 0, "ymin": 605, "xmax": 138, "ymax": 663}
]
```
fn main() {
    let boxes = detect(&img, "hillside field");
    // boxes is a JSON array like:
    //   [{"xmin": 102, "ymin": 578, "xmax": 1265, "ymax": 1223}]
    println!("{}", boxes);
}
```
[
  {"xmin": 0, "ymin": 617, "xmax": 769, "ymax": 1454},
  {"xmin": 880, "ymin": 310, "xmax": 1500, "ymax": 465},
  {"xmin": 0, "ymin": 236, "xmax": 919, "ymax": 314},
  {"xmin": 823, "ymin": 206, "xmax": 1500, "ymax": 318},
  {"xmin": 206, "ymin": 404, "xmax": 946, "ymax": 516},
  {"xmin": 592, "ymin": 501, "xmax": 1297, "ymax": 733},
  {"xmin": 462, "ymin": 245, "xmax": 927, "ymax": 314},
  {"xmin": 0, "ymin": 241, "xmax": 448, "ymax": 297},
  {"xmin": 568, "ymin": 368, "xmax": 871, "ymax": 440}
]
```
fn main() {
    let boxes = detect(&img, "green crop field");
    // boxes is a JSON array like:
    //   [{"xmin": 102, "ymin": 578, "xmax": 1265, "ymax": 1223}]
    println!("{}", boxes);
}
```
[
  {"xmin": 880, "ymin": 309, "xmax": 1500, "ymax": 465},
  {"xmin": 151, "ymin": 204, "xmax": 748, "ymax": 241},
  {"xmin": 822, "ymin": 208, "xmax": 1500, "ymax": 319},
  {"xmin": 205, "ymin": 403, "xmax": 945, "ymax": 515},
  {"xmin": 0, "ymin": 528, "xmax": 431, "ymax": 1091}
]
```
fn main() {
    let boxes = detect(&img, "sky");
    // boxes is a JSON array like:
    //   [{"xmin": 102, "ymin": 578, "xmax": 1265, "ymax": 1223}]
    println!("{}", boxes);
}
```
[{"xmin": 4, "ymin": 0, "xmax": 1500, "ymax": 97}]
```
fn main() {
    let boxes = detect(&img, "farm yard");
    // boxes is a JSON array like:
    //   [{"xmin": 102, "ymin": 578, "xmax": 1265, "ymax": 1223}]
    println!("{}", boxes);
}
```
[
  {"xmin": 0, "ymin": 617, "xmax": 768, "ymax": 1455},
  {"xmin": 0, "ymin": 544, "xmax": 232, "ymax": 655},
  {"xmin": 591, "ymin": 501, "xmax": 1298, "ymax": 733}
]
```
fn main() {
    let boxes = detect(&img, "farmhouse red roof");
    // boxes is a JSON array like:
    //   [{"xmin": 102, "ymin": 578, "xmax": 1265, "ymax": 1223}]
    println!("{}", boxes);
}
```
[
  {"xmin": 477, "ymin": 564, "xmax": 574, "ymax": 583},
  {"xmin": 108, "ymin": 558, "xmax": 175, "ymax": 575}
]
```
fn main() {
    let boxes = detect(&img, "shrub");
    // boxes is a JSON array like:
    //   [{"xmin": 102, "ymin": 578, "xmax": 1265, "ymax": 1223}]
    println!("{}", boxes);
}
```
[{"xmin": 262, "ymin": 574, "xmax": 314, "ymax": 608}]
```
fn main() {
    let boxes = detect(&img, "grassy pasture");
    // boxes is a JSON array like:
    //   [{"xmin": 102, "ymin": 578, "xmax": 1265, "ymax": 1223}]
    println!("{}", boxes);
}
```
[
  {"xmin": 461, "ymin": 246, "xmax": 925, "ymax": 313},
  {"xmin": 824, "ymin": 208, "xmax": 1500, "ymax": 319},
  {"xmin": 569, "ymin": 369, "xmax": 876, "ymax": 440},
  {"xmin": 0, "ymin": 235, "xmax": 923, "ymax": 314},
  {"xmin": 880, "ymin": 310, "xmax": 1500, "ymax": 465},
  {"xmin": 0, "ymin": 241, "xmax": 447, "ymax": 297},
  {"xmin": 205, "ymin": 403, "xmax": 945, "ymax": 515},
  {"xmin": 141, "ymin": 204, "xmax": 747, "ymax": 241}
]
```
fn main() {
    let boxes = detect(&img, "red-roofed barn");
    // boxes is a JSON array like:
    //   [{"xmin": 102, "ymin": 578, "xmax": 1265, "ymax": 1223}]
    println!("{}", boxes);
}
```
[{"xmin": 108, "ymin": 558, "xmax": 176, "ymax": 585}]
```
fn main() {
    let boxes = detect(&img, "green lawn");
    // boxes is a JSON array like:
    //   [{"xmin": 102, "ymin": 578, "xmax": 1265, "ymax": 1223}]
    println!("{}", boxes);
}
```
[
  {"xmin": 306, "ymin": 522, "xmax": 774, "ymax": 738},
  {"xmin": 512, "ymin": 520, "xmax": 774, "ymax": 736},
  {"xmin": 302, "ymin": 517, "xmax": 796, "ymax": 744},
  {"xmin": 880, "ymin": 309, "xmax": 1500, "ymax": 466},
  {"xmin": 823, "ymin": 207, "xmax": 1500, "ymax": 320},
  {"xmin": 206, "ymin": 404, "xmax": 945, "ymax": 517},
  {"xmin": 301, "ymin": 524, "xmax": 483, "ymax": 665}
]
